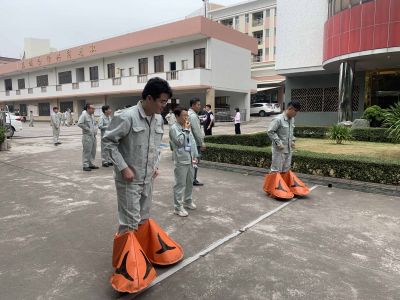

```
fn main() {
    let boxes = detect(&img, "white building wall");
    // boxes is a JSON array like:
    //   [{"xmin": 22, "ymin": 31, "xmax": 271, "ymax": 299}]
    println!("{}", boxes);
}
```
[
  {"xmin": 275, "ymin": 0, "xmax": 327, "ymax": 73},
  {"xmin": 208, "ymin": 38, "xmax": 253, "ymax": 92}
]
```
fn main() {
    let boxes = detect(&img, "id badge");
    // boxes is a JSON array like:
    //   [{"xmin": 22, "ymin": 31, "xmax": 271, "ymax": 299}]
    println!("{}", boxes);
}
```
[{"xmin": 184, "ymin": 146, "xmax": 191, "ymax": 152}]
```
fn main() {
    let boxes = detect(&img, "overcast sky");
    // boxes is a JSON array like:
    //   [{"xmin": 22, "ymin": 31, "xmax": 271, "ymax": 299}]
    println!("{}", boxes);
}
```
[{"xmin": 0, "ymin": 0, "xmax": 243, "ymax": 58}]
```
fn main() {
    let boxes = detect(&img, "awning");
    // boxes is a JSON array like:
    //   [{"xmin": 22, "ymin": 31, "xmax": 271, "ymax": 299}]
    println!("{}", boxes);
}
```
[{"xmin": 257, "ymin": 86, "xmax": 280, "ymax": 92}]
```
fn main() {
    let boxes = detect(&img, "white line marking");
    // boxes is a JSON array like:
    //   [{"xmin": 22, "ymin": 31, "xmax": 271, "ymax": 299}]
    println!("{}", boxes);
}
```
[{"xmin": 120, "ymin": 185, "xmax": 319, "ymax": 299}]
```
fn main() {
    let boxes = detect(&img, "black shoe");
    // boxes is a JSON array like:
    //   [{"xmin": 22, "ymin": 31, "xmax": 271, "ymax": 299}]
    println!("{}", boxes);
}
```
[
  {"xmin": 102, "ymin": 163, "xmax": 109, "ymax": 167},
  {"xmin": 54, "ymin": 143, "xmax": 58, "ymax": 146},
  {"xmin": 107, "ymin": 162, "xmax": 113, "ymax": 166},
  {"xmin": 89, "ymin": 165, "xmax": 99, "ymax": 169},
  {"xmin": 56, "ymin": 142, "xmax": 62, "ymax": 145},
  {"xmin": 193, "ymin": 180, "xmax": 204, "ymax": 186},
  {"xmin": 83, "ymin": 167, "xmax": 92, "ymax": 171}
]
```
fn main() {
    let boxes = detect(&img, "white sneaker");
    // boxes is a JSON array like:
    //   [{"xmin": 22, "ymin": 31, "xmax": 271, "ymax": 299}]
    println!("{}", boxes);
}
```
[
  {"xmin": 183, "ymin": 203, "xmax": 197, "ymax": 210},
  {"xmin": 174, "ymin": 209, "xmax": 189, "ymax": 217}
]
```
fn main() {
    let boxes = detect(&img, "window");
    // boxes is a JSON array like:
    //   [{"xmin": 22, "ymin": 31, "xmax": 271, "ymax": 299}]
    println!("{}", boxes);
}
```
[
  {"xmin": 139, "ymin": 58, "xmax": 148, "ymax": 75},
  {"xmin": 274, "ymin": 47, "xmax": 276, "ymax": 55},
  {"xmin": 154, "ymin": 55, "xmax": 164, "ymax": 73},
  {"xmin": 234, "ymin": 16, "xmax": 239, "ymax": 28},
  {"xmin": 36, "ymin": 75, "xmax": 48, "ymax": 87},
  {"xmin": 19, "ymin": 104, "xmax": 27, "ymax": 115},
  {"xmin": 89, "ymin": 66, "xmax": 99, "ymax": 81},
  {"xmin": 194, "ymin": 48, "xmax": 206, "ymax": 68},
  {"xmin": 58, "ymin": 71, "xmax": 72, "ymax": 84},
  {"xmin": 60, "ymin": 101, "xmax": 73, "ymax": 112},
  {"xmin": 38, "ymin": 103, "xmax": 50, "ymax": 116},
  {"xmin": 181, "ymin": 60, "xmax": 188, "ymax": 70},
  {"xmin": 253, "ymin": 30, "xmax": 263, "ymax": 45},
  {"xmin": 334, "ymin": 0, "xmax": 342, "ymax": 14},
  {"xmin": 107, "ymin": 63, "xmax": 115, "ymax": 78},
  {"xmin": 274, "ymin": 7, "xmax": 277, "ymax": 16},
  {"xmin": 342, "ymin": 0, "xmax": 350, "ymax": 9},
  {"xmin": 18, "ymin": 79, "xmax": 25, "ymax": 90},
  {"xmin": 4, "ymin": 79, "xmax": 12, "ymax": 91},
  {"xmin": 252, "ymin": 12, "xmax": 263, "ymax": 26},
  {"xmin": 350, "ymin": 0, "xmax": 360, "ymax": 5},
  {"xmin": 245, "ymin": 14, "xmax": 249, "ymax": 23},
  {"xmin": 170, "ymin": 62, "xmax": 177, "ymax": 71},
  {"xmin": 265, "ymin": 10, "xmax": 270, "ymax": 18},
  {"xmin": 265, "ymin": 48, "xmax": 270, "ymax": 58},
  {"xmin": 76, "ymin": 68, "xmax": 85, "ymax": 82},
  {"xmin": 129, "ymin": 67, "xmax": 134, "ymax": 76},
  {"xmin": 265, "ymin": 29, "xmax": 270, "ymax": 37}
]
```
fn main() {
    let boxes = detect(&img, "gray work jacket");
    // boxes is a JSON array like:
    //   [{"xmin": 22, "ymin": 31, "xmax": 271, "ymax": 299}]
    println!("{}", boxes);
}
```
[
  {"xmin": 102, "ymin": 101, "xmax": 164, "ymax": 184},
  {"xmin": 188, "ymin": 108, "xmax": 205, "ymax": 148},
  {"xmin": 169, "ymin": 123, "xmax": 198, "ymax": 165},
  {"xmin": 50, "ymin": 112, "xmax": 61, "ymax": 129},
  {"xmin": 78, "ymin": 110, "xmax": 97, "ymax": 136},
  {"xmin": 267, "ymin": 113, "xmax": 296, "ymax": 154},
  {"xmin": 98, "ymin": 114, "xmax": 112, "ymax": 136}
]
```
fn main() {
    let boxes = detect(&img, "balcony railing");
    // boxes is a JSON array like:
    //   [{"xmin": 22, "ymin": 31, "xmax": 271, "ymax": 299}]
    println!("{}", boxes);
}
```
[
  {"xmin": 91, "ymin": 80, "xmax": 99, "ymax": 88},
  {"xmin": 256, "ymin": 38, "xmax": 263, "ymax": 45},
  {"xmin": 72, "ymin": 82, "xmax": 79, "ymax": 89},
  {"xmin": 252, "ymin": 18, "xmax": 263, "ymax": 27},
  {"xmin": 41, "ymin": 86, "xmax": 47, "ymax": 93},
  {"xmin": 137, "ymin": 75, "xmax": 148, "ymax": 83},
  {"xmin": 28, "ymin": 88, "xmax": 33, "ymax": 94},
  {"xmin": 16, "ymin": 90, "xmax": 21, "ymax": 95},
  {"xmin": 253, "ymin": 55, "xmax": 262, "ymax": 62},
  {"xmin": 112, "ymin": 78, "xmax": 121, "ymax": 85},
  {"xmin": 5, "ymin": 90, "xmax": 10, "ymax": 96},
  {"xmin": 56, "ymin": 85, "xmax": 62, "ymax": 91},
  {"xmin": 166, "ymin": 71, "xmax": 179, "ymax": 81}
]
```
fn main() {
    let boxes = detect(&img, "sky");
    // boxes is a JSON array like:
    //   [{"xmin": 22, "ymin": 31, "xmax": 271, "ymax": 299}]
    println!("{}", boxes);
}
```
[{"xmin": 0, "ymin": 0, "xmax": 243, "ymax": 58}]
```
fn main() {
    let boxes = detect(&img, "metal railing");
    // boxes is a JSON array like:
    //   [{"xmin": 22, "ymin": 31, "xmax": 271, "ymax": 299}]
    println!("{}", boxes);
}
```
[
  {"xmin": 112, "ymin": 78, "xmax": 121, "ymax": 85},
  {"xmin": 252, "ymin": 18, "xmax": 263, "ymax": 27},
  {"xmin": 166, "ymin": 71, "xmax": 179, "ymax": 81},
  {"xmin": 91, "ymin": 80, "xmax": 99, "ymax": 88},
  {"xmin": 72, "ymin": 82, "xmax": 79, "ymax": 89},
  {"xmin": 137, "ymin": 75, "xmax": 148, "ymax": 83}
]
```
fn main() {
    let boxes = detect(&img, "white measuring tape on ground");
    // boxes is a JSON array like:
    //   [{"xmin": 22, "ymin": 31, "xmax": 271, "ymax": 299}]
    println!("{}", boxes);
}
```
[{"xmin": 121, "ymin": 185, "xmax": 319, "ymax": 299}]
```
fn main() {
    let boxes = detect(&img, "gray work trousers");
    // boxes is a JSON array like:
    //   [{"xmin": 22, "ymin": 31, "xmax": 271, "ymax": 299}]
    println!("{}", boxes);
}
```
[
  {"xmin": 173, "ymin": 163, "xmax": 194, "ymax": 211},
  {"xmin": 115, "ymin": 180, "xmax": 153, "ymax": 233},
  {"xmin": 82, "ymin": 134, "xmax": 96, "ymax": 167},
  {"xmin": 270, "ymin": 147, "xmax": 292, "ymax": 173},
  {"xmin": 52, "ymin": 128, "xmax": 60, "ymax": 143}
]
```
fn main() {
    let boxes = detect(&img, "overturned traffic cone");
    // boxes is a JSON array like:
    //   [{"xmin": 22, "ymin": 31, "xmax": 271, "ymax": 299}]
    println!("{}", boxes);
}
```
[
  {"xmin": 281, "ymin": 170, "xmax": 310, "ymax": 197},
  {"xmin": 263, "ymin": 172, "xmax": 294, "ymax": 200},
  {"xmin": 110, "ymin": 231, "xmax": 157, "ymax": 293},
  {"xmin": 135, "ymin": 219, "xmax": 184, "ymax": 266}
]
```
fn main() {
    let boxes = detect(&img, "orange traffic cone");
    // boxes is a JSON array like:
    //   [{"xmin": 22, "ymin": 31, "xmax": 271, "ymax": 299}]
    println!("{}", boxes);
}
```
[
  {"xmin": 135, "ymin": 219, "xmax": 184, "ymax": 266},
  {"xmin": 263, "ymin": 172, "xmax": 294, "ymax": 200},
  {"xmin": 281, "ymin": 171, "xmax": 310, "ymax": 196},
  {"xmin": 110, "ymin": 231, "xmax": 157, "ymax": 293}
]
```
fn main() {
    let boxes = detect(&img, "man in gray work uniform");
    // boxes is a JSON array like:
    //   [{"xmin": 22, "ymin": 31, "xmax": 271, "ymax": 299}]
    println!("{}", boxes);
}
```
[
  {"xmin": 103, "ymin": 77, "xmax": 171, "ymax": 233},
  {"xmin": 50, "ymin": 107, "xmax": 62, "ymax": 146},
  {"xmin": 267, "ymin": 101, "xmax": 301, "ymax": 173},
  {"xmin": 188, "ymin": 98, "xmax": 206, "ymax": 186},
  {"xmin": 78, "ymin": 103, "xmax": 98, "ymax": 171},
  {"xmin": 98, "ymin": 105, "xmax": 113, "ymax": 167}
]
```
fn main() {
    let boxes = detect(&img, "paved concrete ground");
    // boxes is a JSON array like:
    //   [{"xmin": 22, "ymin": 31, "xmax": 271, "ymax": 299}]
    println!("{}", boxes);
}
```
[{"xmin": 0, "ymin": 120, "xmax": 399, "ymax": 300}]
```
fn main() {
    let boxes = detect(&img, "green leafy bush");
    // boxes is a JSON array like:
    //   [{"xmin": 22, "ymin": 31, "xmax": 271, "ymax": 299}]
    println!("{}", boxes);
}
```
[
  {"xmin": 205, "ymin": 132, "xmax": 271, "ymax": 147},
  {"xmin": 294, "ymin": 126, "xmax": 329, "ymax": 138},
  {"xmin": 202, "ymin": 143, "xmax": 400, "ymax": 185},
  {"xmin": 362, "ymin": 105, "xmax": 386, "ymax": 127},
  {"xmin": 384, "ymin": 102, "xmax": 400, "ymax": 142},
  {"xmin": 328, "ymin": 124, "xmax": 353, "ymax": 144},
  {"xmin": 0, "ymin": 126, "xmax": 5, "ymax": 145}
]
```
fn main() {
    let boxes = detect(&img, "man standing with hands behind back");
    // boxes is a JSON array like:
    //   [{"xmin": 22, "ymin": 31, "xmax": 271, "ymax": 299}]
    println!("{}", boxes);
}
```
[{"xmin": 188, "ymin": 98, "xmax": 206, "ymax": 186}]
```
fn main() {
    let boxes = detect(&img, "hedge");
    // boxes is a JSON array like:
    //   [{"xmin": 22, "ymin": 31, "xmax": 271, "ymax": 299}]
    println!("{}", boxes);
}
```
[
  {"xmin": 204, "ymin": 132, "xmax": 271, "ymax": 147},
  {"xmin": 0, "ymin": 126, "xmax": 5, "ymax": 145},
  {"xmin": 294, "ymin": 126, "xmax": 397, "ymax": 144},
  {"xmin": 202, "ymin": 143, "xmax": 400, "ymax": 185}
]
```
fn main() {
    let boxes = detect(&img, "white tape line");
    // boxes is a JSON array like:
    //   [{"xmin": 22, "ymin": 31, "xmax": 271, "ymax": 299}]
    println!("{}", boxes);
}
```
[{"xmin": 121, "ymin": 185, "xmax": 319, "ymax": 299}]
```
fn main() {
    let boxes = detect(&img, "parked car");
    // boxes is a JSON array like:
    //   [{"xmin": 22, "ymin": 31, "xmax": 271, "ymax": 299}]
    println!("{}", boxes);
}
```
[
  {"xmin": 250, "ymin": 103, "xmax": 273, "ymax": 117},
  {"xmin": 5, "ymin": 113, "xmax": 23, "ymax": 137}
]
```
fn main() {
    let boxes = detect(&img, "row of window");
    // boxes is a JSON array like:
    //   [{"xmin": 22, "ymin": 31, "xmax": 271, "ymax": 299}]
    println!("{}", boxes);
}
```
[
  {"xmin": 253, "ymin": 47, "xmax": 276, "ymax": 62},
  {"xmin": 3, "ymin": 48, "xmax": 206, "ymax": 91},
  {"xmin": 328, "ymin": 0, "xmax": 374, "ymax": 17},
  {"xmin": 220, "ymin": 8, "xmax": 277, "ymax": 28}
]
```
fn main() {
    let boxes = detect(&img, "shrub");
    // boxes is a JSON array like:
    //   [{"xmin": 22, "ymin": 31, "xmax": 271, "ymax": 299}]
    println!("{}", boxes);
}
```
[
  {"xmin": 328, "ymin": 124, "xmax": 352, "ymax": 144},
  {"xmin": 294, "ymin": 126, "xmax": 329, "ymax": 139},
  {"xmin": 204, "ymin": 132, "xmax": 271, "ymax": 147},
  {"xmin": 362, "ymin": 105, "xmax": 386, "ymax": 127},
  {"xmin": 202, "ymin": 143, "xmax": 400, "ymax": 185},
  {"xmin": 384, "ymin": 102, "xmax": 400, "ymax": 142},
  {"xmin": 0, "ymin": 126, "xmax": 5, "ymax": 145}
]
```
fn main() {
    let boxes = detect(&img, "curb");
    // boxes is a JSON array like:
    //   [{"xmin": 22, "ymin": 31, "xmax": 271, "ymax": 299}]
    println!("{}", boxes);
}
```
[{"xmin": 200, "ymin": 160, "xmax": 400, "ymax": 197}]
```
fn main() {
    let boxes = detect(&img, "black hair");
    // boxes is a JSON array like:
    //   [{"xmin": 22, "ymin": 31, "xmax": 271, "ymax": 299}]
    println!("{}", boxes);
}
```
[
  {"xmin": 235, "ymin": 108, "xmax": 240, "ymax": 112},
  {"xmin": 102, "ymin": 105, "xmax": 110, "ymax": 113},
  {"xmin": 53, "ymin": 107, "xmax": 58, "ymax": 110},
  {"xmin": 84, "ymin": 103, "xmax": 93, "ymax": 111},
  {"xmin": 173, "ymin": 106, "xmax": 188, "ymax": 117},
  {"xmin": 205, "ymin": 104, "xmax": 211, "ymax": 109},
  {"xmin": 190, "ymin": 98, "xmax": 201, "ymax": 107},
  {"xmin": 287, "ymin": 101, "xmax": 301, "ymax": 111},
  {"xmin": 142, "ymin": 77, "xmax": 172, "ymax": 101}
]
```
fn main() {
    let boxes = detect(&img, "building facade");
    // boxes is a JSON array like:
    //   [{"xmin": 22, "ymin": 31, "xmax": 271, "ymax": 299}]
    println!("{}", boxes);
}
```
[
  {"xmin": 0, "ymin": 16, "xmax": 257, "ymax": 122},
  {"xmin": 206, "ymin": 0, "xmax": 285, "ymax": 108},
  {"xmin": 276, "ymin": 0, "xmax": 400, "ymax": 125}
]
